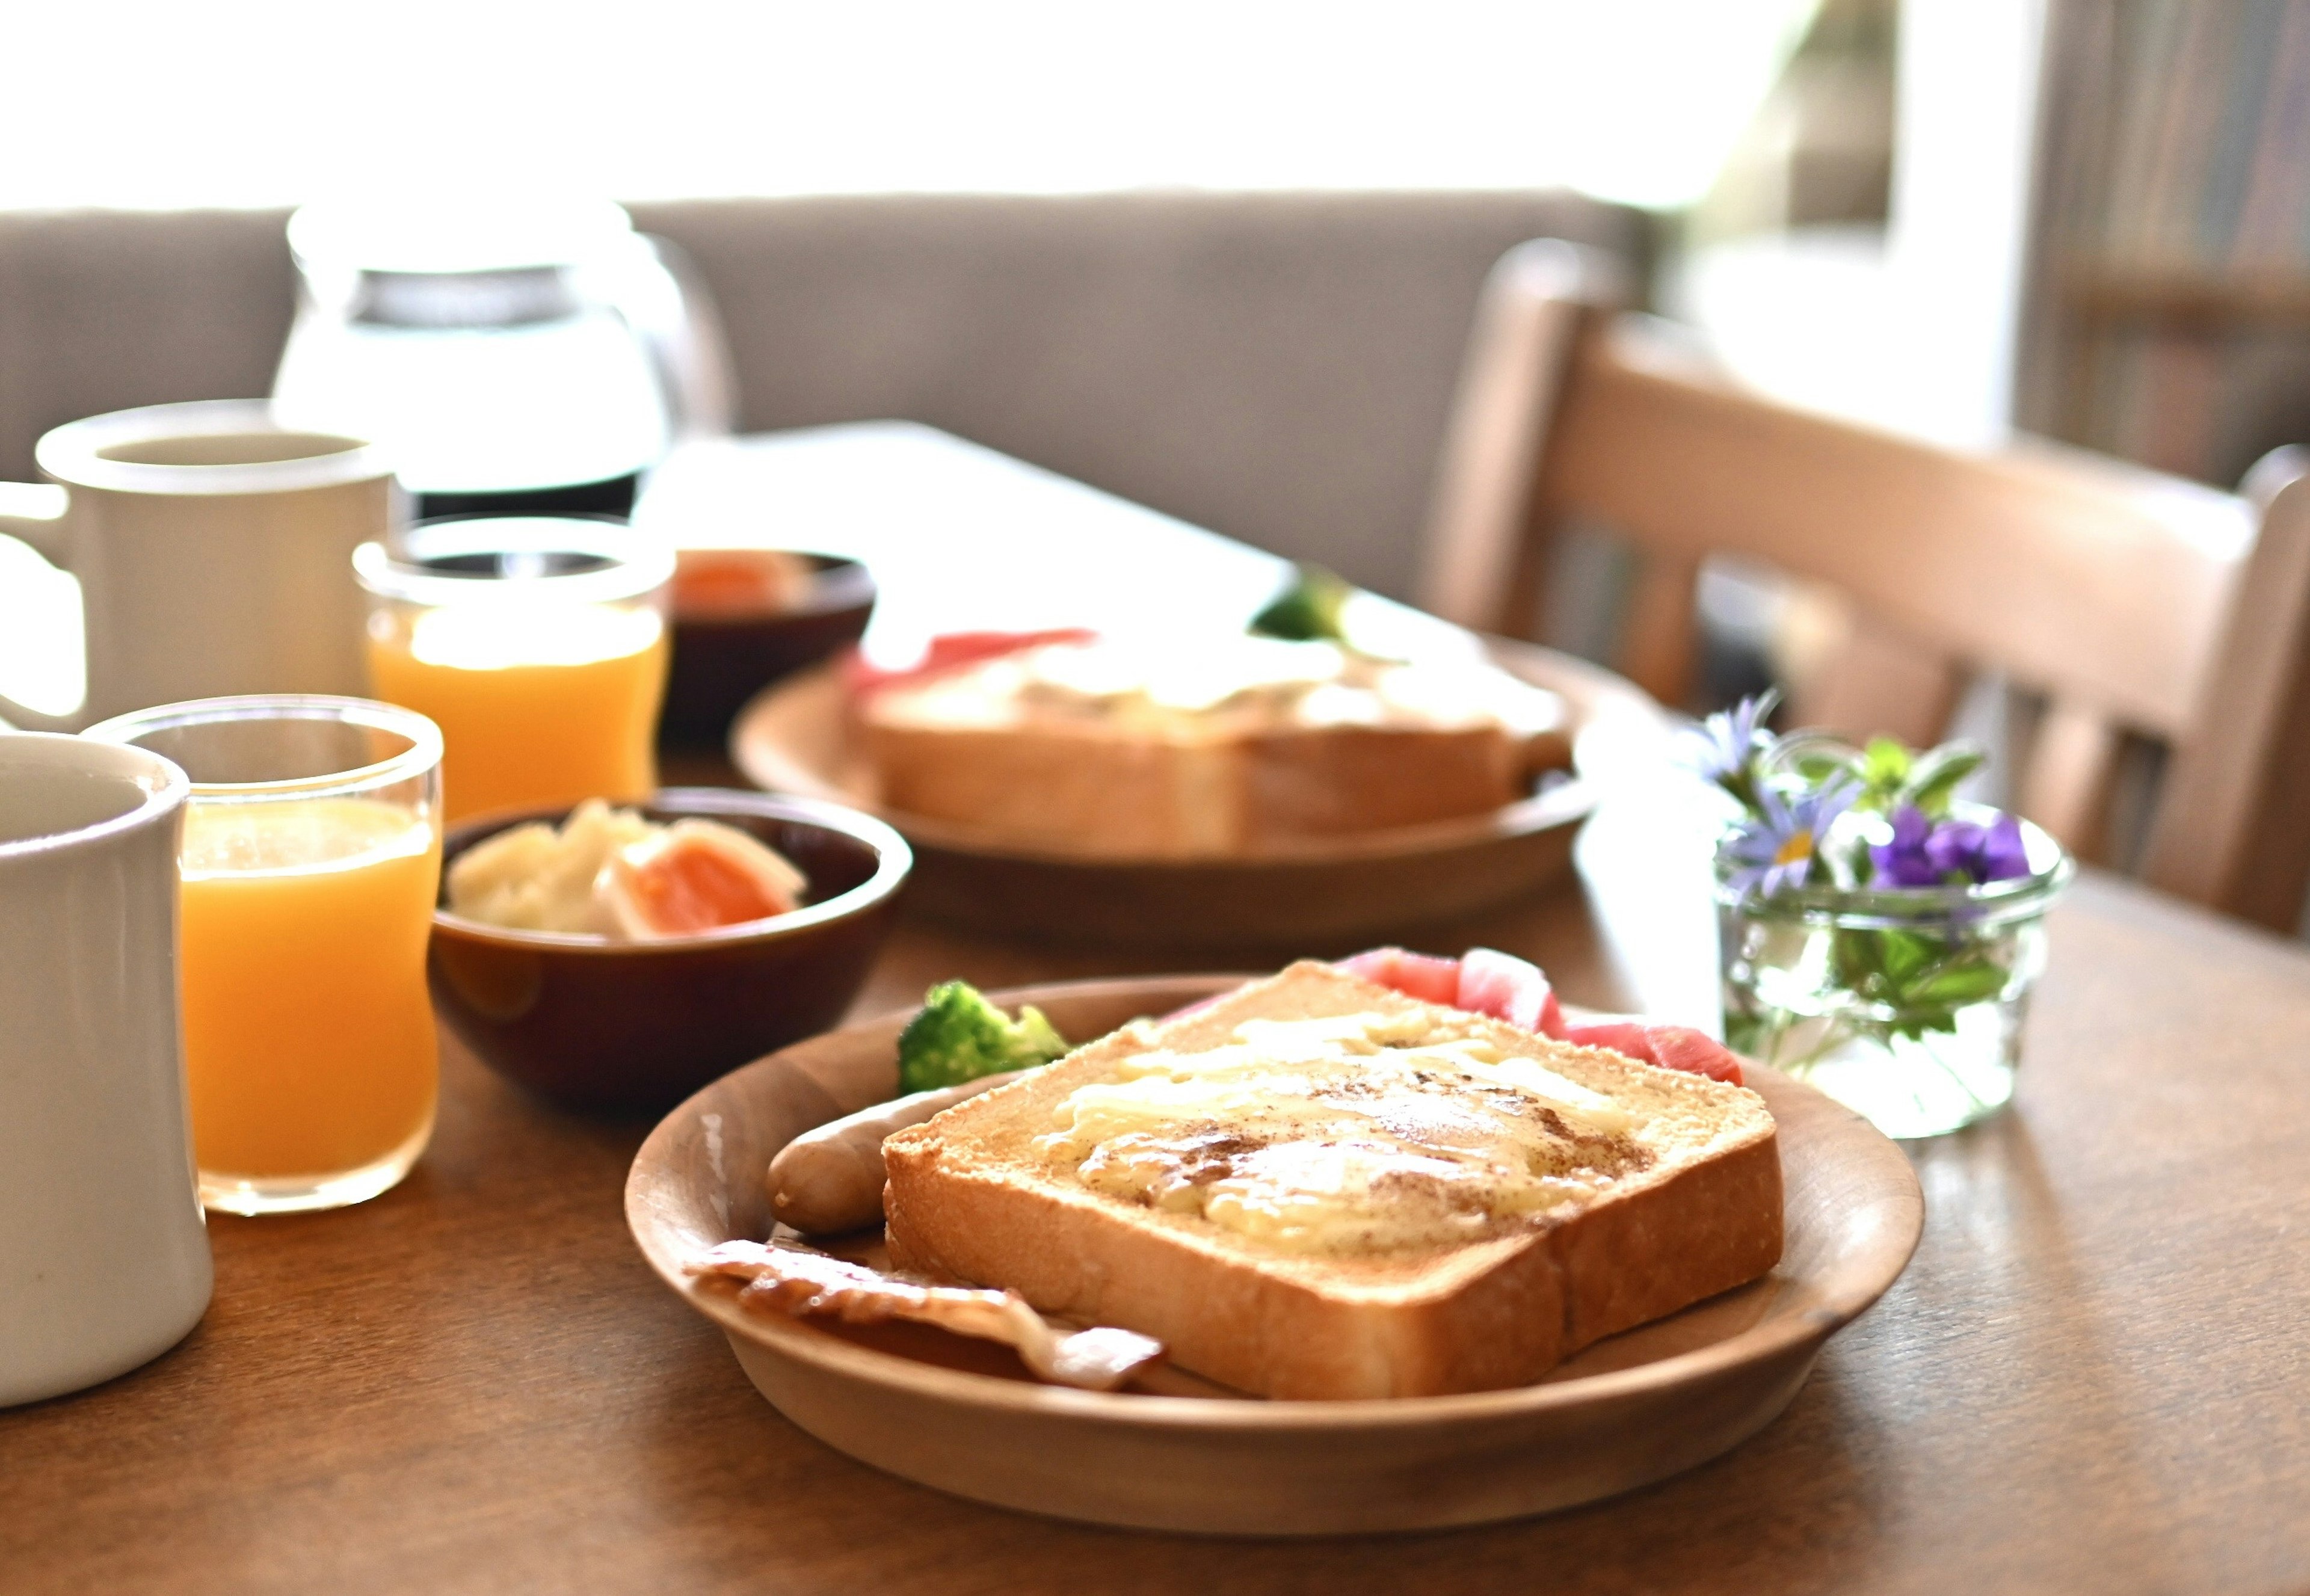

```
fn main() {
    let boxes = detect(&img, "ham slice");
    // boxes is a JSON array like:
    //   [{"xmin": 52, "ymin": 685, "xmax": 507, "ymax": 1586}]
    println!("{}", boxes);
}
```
[
  {"xmin": 845, "ymin": 629, "xmax": 1098, "ymax": 696},
  {"xmin": 1338, "ymin": 945, "xmax": 1566, "ymax": 1039},
  {"xmin": 1341, "ymin": 946, "xmax": 1743, "ymax": 1084},
  {"xmin": 1566, "ymin": 1022, "xmax": 1745, "ymax": 1086},
  {"xmin": 1335, "ymin": 947, "xmax": 1462, "ymax": 1006},
  {"xmin": 1454, "ymin": 946, "xmax": 1569, "ymax": 1040}
]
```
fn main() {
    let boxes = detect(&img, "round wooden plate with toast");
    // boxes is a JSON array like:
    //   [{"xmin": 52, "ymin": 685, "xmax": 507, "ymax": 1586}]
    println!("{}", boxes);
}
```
[
  {"xmin": 726, "ymin": 638, "xmax": 1665, "ymax": 947},
  {"xmin": 625, "ymin": 976, "xmax": 1925, "ymax": 1535}
]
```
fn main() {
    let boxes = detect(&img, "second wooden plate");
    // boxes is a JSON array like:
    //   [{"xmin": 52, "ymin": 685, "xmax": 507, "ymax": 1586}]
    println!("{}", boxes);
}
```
[{"xmin": 728, "ymin": 638, "xmax": 1663, "ymax": 947}]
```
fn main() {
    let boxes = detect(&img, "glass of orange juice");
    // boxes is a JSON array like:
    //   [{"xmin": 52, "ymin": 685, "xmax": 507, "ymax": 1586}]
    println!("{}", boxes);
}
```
[
  {"xmin": 82, "ymin": 695, "xmax": 445, "ymax": 1215},
  {"xmin": 353, "ymin": 516, "xmax": 674, "ymax": 825}
]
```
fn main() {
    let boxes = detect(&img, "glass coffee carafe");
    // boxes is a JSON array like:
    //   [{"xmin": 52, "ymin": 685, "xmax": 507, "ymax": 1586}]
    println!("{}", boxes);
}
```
[{"xmin": 273, "ymin": 196, "xmax": 732, "ymax": 520}]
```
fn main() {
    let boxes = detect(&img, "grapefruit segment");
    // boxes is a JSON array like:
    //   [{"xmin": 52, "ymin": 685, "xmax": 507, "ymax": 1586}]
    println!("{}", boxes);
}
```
[{"xmin": 598, "ymin": 820, "xmax": 806, "ymax": 940}]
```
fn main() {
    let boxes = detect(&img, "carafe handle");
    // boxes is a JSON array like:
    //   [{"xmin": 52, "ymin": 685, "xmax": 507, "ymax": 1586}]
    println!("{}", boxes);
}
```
[{"xmin": 0, "ymin": 482, "xmax": 84, "ymax": 730}]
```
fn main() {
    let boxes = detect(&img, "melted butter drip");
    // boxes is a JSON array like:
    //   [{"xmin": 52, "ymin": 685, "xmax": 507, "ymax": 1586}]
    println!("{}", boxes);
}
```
[{"xmin": 1038, "ymin": 1012, "xmax": 1648, "ymax": 1256}]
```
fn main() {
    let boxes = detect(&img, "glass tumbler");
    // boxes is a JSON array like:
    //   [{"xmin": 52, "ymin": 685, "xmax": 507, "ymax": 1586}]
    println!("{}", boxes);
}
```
[
  {"xmin": 83, "ymin": 695, "xmax": 445, "ymax": 1214},
  {"xmin": 354, "ymin": 516, "xmax": 674, "ymax": 825}
]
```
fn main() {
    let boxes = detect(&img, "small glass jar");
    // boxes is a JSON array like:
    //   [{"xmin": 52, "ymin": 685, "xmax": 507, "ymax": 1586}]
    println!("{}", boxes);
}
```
[
  {"xmin": 1717, "ymin": 812, "xmax": 2074, "ymax": 1139},
  {"xmin": 353, "ymin": 516, "xmax": 674, "ymax": 825}
]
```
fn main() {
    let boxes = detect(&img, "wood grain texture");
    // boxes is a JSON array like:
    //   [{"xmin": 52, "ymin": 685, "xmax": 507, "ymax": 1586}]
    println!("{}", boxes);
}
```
[
  {"xmin": 2142, "ymin": 469, "xmax": 2310, "ymax": 921},
  {"xmin": 9, "ymin": 431, "xmax": 2310, "ymax": 1590},
  {"xmin": 1415, "ymin": 238, "xmax": 1624, "ymax": 636},
  {"xmin": 8, "ymin": 860, "xmax": 2310, "ymax": 1593},
  {"xmin": 1787, "ymin": 620, "xmax": 1961, "ymax": 753},
  {"xmin": 1539, "ymin": 324, "xmax": 2253, "ymax": 736},
  {"xmin": 2016, "ymin": 699, "xmax": 2121, "ymax": 862}
]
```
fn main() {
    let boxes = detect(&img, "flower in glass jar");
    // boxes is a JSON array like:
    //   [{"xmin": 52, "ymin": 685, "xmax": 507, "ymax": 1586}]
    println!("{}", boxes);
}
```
[
  {"xmin": 1723, "ymin": 778, "xmax": 1859, "ymax": 899},
  {"xmin": 1870, "ymin": 804, "xmax": 2031, "ymax": 887},
  {"xmin": 1684, "ymin": 689, "xmax": 1780, "ymax": 807}
]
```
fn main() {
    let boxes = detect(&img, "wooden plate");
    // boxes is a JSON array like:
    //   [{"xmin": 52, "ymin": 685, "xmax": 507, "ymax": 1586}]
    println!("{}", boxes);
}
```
[
  {"xmin": 625, "ymin": 977, "xmax": 1924, "ymax": 1535},
  {"xmin": 726, "ymin": 638, "xmax": 1664, "ymax": 947}
]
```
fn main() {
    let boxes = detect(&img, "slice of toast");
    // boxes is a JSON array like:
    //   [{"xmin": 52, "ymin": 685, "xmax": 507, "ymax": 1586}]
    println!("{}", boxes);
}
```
[
  {"xmin": 862, "ymin": 712, "xmax": 1534, "ymax": 855},
  {"xmin": 882, "ymin": 962, "xmax": 1782, "ymax": 1399},
  {"xmin": 857, "ymin": 641, "xmax": 1570, "ymax": 857}
]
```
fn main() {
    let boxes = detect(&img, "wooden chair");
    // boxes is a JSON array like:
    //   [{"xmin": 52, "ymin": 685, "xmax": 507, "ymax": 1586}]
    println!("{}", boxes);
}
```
[{"xmin": 1417, "ymin": 238, "xmax": 2310, "ymax": 931}]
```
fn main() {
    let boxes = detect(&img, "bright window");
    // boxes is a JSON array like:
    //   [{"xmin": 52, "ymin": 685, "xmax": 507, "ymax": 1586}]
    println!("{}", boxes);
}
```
[{"xmin": 1, "ymin": 1, "xmax": 1812, "ymax": 212}]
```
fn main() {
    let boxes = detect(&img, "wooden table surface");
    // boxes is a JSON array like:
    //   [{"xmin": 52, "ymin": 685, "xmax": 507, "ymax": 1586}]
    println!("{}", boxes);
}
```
[{"xmin": 8, "ymin": 429, "xmax": 2310, "ymax": 1592}]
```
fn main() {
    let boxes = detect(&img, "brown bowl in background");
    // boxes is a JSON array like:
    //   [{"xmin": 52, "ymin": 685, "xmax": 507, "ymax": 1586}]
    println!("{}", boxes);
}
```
[
  {"xmin": 428, "ymin": 789, "xmax": 910, "ymax": 1112},
  {"xmin": 661, "ymin": 551, "xmax": 875, "ymax": 747}
]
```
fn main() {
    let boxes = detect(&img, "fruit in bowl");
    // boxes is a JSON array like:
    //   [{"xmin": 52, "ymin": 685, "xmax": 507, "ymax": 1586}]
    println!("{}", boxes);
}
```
[{"xmin": 428, "ymin": 789, "xmax": 910, "ymax": 1111}]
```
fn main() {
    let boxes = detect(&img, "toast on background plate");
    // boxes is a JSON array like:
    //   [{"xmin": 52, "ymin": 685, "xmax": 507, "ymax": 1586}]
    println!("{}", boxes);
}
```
[
  {"xmin": 882, "ymin": 960, "xmax": 1782, "ymax": 1400},
  {"xmin": 857, "ymin": 634, "xmax": 1571, "ymax": 857}
]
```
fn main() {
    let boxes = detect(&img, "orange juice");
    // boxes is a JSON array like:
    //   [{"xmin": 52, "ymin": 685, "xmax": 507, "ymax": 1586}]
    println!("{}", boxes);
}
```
[
  {"xmin": 178, "ymin": 797, "xmax": 440, "ymax": 1183},
  {"xmin": 366, "ymin": 603, "xmax": 667, "ymax": 824}
]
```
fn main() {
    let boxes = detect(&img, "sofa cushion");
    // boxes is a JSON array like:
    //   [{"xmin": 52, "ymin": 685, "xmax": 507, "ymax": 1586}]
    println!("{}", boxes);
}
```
[{"xmin": 0, "ymin": 191, "xmax": 1645, "ymax": 596}]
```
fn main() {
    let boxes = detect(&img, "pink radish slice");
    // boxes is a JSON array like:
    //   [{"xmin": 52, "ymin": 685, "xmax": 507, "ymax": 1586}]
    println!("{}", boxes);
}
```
[
  {"xmin": 1335, "ymin": 947, "xmax": 1461, "ymax": 1006},
  {"xmin": 1566, "ymin": 1021, "xmax": 1744, "ymax": 1087},
  {"xmin": 1455, "ymin": 946, "xmax": 1569, "ymax": 1040}
]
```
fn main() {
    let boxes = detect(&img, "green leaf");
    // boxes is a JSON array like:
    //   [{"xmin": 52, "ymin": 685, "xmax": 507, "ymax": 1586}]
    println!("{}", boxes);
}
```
[
  {"xmin": 1831, "ymin": 927, "xmax": 1886, "ymax": 989},
  {"xmin": 1875, "ymin": 928, "xmax": 1942, "ymax": 986},
  {"xmin": 1792, "ymin": 750, "xmax": 1855, "ymax": 784},
  {"xmin": 1885, "ymin": 1007, "xmax": 1967, "ymax": 1041},
  {"xmin": 1903, "ymin": 743, "xmax": 1986, "ymax": 818},
  {"xmin": 1908, "ymin": 960, "xmax": 2011, "ymax": 1007}
]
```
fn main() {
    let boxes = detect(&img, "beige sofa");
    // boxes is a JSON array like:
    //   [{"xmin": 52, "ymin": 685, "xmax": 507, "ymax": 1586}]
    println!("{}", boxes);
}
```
[{"xmin": 0, "ymin": 192, "xmax": 1647, "ymax": 596}]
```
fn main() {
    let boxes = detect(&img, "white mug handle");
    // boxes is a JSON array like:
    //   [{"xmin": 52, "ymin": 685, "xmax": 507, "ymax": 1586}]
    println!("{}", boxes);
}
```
[
  {"xmin": 0, "ymin": 481, "xmax": 70, "ymax": 565},
  {"xmin": 0, "ymin": 482, "xmax": 81, "ymax": 730}
]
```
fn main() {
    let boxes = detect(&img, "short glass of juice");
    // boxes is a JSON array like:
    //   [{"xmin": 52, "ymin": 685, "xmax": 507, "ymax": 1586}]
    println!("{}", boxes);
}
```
[
  {"xmin": 353, "ymin": 516, "xmax": 675, "ymax": 825},
  {"xmin": 83, "ymin": 695, "xmax": 445, "ymax": 1215}
]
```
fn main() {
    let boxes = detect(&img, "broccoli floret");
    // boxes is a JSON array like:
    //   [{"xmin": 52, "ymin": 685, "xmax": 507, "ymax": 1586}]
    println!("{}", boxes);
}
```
[
  {"xmin": 1248, "ymin": 562, "xmax": 1354, "ymax": 642},
  {"xmin": 897, "ymin": 981, "xmax": 1071, "ymax": 1094}
]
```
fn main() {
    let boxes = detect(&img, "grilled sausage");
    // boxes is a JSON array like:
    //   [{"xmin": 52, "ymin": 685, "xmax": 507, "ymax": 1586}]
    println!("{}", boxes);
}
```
[{"xmin": 768, "ymin": 1070, "xmax": 1023, "ymax": 1234}]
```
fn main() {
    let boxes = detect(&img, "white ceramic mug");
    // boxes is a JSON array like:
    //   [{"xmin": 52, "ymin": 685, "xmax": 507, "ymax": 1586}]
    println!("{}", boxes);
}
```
[
  {"xmin": 0, "ymin": 399, "xmax": 397, "ymax": 730},
  {"xmin": 0, "ymin": 732, "xmax": 211, "ymax": 1407}
]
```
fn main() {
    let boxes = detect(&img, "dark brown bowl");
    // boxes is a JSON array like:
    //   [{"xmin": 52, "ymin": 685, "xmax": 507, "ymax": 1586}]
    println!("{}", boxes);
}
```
[
  {"xmin": 661, "ymin": 553, "xmax": 875, "ymax": 747},
  {"xmin": 428, "ymin": 789, "xmax": 911, "ymax": 1112}
]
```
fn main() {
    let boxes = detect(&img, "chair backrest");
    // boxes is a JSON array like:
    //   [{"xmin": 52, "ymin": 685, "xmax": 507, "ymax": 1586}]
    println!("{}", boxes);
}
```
[{"xmin": 1418, "ymin": 239, "xmax": 2310, "ymax": 931}]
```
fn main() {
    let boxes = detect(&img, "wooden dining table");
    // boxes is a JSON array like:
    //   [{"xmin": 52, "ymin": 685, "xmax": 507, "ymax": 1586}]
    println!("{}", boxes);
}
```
[{"xmin": 6, "ymin": 427, "xmax": 2309, "ymax": 1594}]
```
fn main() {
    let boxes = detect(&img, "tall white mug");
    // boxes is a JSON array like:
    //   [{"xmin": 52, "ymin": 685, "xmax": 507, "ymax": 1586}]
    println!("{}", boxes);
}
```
[
  {"xmin": 0, "ymin": 732, "xmax": 211, "ymax": 1406},
  {"xmin": 0, "ymin": 399, "xmax": 397, "ymax": 730}
]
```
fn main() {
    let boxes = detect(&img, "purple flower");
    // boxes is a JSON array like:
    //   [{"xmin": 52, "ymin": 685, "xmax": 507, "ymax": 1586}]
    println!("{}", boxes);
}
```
[
  {"xmin": 1870, "ymin": 804, "xmax": 2031, "ymax": 887},
  {"xmin": 1723, "ymin": 777, "xmax": 1859, "ymax": 899},
  {"xmin": 1932, "ymin": 811, "xmax": 2031, "ymax": 883},
  {"xmin": 1870, "ymin": 804, "xmax": 1944, "ymax": 887}
]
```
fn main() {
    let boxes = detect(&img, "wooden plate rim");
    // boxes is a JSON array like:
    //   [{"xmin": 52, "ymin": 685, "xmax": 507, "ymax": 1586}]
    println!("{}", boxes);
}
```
[{"xmin": 626, "ymin": 975, "xmax": 1924, "ymax": 1430}]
